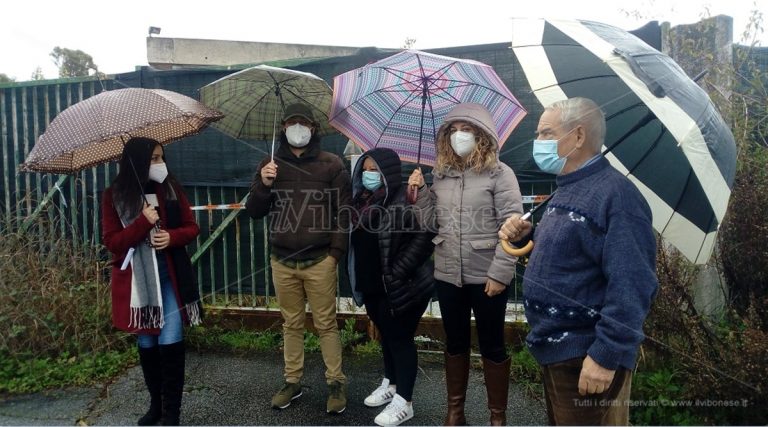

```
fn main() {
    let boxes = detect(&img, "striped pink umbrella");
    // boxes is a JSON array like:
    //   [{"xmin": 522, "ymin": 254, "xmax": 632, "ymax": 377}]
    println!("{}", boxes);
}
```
[{"xmin": 330, "ymin": 50, "xmax": 527, "ymax": 167}]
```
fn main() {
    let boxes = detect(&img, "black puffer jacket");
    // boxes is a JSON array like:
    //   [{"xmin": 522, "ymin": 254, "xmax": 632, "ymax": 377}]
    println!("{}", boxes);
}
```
[{"xmin": 348, "ymin": 148, "xmax": 435, "ymax": 315}]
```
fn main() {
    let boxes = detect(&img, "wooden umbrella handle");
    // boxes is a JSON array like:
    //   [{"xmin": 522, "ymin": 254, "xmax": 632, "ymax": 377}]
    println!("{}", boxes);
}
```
[
  {"xmin": 500, "ymin": 239, "xmax": 534, "ymax": 256},
  {"xmin": 500, "ymin": 210, "xmax": 535, "ymax": 256}
]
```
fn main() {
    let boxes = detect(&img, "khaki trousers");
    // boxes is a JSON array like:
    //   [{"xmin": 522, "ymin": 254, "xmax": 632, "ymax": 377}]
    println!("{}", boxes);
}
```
[
  {"xmin": 270, "ymin": 256, "xmax": 346, "ymax": 384},
  {"xmin": 542, "ymin": 357, "xmax": 633, "ymax": 426}
]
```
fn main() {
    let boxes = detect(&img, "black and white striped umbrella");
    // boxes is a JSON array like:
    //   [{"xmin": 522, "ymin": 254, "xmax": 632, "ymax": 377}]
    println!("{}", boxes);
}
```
[{"xmin": 511, "ymin": 18, "xmax": 737, "ymax": 264}]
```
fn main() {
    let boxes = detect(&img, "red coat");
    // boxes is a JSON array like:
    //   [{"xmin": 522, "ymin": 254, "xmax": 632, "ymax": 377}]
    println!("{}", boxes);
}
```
[{"xmin": 101, "ymin": 182, "xmax": 199, "ymax": 334}]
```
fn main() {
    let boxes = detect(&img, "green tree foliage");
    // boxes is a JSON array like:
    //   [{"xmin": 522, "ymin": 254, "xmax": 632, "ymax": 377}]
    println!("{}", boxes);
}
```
[
  {"xmin": 50, "ymin": 46, "xmax": 98, "ymax": 78},
  {"xmin": 0, "ymin": 73, "xmax": 14, "ymax": 83},
  {"xmin": 718, "ymin": 10, "xmax": 768, "ymax": 321},
  {"xmin": 633, "ymin": 9, "xmax": 768, "ymax": 425},
  {"xmin": 30, "ymin": 67, "xmax": 45, "ymax": 81}
]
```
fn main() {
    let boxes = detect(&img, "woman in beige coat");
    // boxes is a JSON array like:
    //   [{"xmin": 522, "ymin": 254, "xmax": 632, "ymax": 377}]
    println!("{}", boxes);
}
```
[{"xmin": 409, "ymin": 103, "xmax": 523, "ymax": 426}]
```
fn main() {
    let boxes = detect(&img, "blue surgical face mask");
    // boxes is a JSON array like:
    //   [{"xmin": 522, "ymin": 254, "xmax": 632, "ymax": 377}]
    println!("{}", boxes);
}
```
[
  {"xmin": 532, "ymin": 140, "xmax": 566, "ymax": 175},
  {"xmin": 532, "ymin": 130, "xmax": 578, "ymax": 175},
  {"xmin": 362, "ymin": 170, "xmax": 383, "ymax": 191}
]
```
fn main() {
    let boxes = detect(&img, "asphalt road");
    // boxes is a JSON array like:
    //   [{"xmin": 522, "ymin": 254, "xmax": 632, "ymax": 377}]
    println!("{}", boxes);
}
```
[{"xmin": 0, "ymin": 349, "xmax": 548, "ymax": 426}]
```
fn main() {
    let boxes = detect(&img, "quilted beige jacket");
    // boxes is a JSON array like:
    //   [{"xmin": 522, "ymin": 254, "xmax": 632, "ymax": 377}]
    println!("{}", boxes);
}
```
[{"xmin": 415, "ymin": 162, "xmax": 523, "ymax": 286}]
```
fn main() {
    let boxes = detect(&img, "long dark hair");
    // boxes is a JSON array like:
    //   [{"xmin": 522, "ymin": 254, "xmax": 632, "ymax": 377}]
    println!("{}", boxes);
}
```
[{"xmin": 112, "ymin": 137, "xmax": 176, "ymax": 218}]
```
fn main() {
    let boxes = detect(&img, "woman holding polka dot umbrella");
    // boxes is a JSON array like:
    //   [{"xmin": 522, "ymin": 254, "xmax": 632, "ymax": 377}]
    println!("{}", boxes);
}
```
[{"xmin": 20, "ymin": 88, "xmax": 222, "ymax": 426}]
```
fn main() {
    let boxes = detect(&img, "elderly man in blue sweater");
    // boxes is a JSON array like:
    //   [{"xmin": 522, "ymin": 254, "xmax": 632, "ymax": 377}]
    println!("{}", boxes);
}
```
[{"xmin": 499, "ymin": 97, "xmax": 658, "ymax": 425}]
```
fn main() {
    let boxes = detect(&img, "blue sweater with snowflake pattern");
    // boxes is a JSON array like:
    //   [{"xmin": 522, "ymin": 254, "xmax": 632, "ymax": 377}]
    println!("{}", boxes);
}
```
[{"xmin": 523, "ymin": 156, "xmax": 658, "ymax": 371}]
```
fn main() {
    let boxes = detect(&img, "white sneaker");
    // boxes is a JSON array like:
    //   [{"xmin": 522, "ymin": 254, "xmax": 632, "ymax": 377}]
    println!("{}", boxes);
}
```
[
  {"xmin": 364, "ymin": 378, "xmax": 396, "ymax": 407},
  {"xmin": 374, "ymin": 394, "xmax": 413, "ymax": 426}
]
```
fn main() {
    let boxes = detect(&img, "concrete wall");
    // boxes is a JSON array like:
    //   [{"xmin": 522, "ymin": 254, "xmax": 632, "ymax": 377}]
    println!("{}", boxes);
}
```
[
  {"xmin": 146, "ymin": 37, "xmax": 364, "ymax": 69},
  {"xmin": 663, "ymin": 15, "xmax": 734, "ymax": 107}
]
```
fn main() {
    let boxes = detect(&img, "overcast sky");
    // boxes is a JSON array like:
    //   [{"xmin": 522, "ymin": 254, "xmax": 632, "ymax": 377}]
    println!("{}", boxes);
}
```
[{"xmin": 2, "ymin": 0, "xmax": 766, "ymax": 81}]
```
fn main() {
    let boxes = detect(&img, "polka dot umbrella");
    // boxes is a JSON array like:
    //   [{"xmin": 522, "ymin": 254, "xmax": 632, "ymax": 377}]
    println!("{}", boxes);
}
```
[{"xmin": 19, "ymin": 88, "xmax": 223, "ymax": 174}]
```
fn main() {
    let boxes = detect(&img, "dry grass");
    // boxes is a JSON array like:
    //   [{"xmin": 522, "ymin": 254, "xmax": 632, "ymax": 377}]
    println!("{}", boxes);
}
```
[{"xmin": 0, "ymin": 216, "xmax": 132, "ymax": 358}]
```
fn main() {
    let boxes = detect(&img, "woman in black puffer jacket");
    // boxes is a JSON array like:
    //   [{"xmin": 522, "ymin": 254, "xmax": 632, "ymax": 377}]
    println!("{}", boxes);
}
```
[{"xmin": 348, "ymin": 147, "xmax": 435, "ymax": 426}]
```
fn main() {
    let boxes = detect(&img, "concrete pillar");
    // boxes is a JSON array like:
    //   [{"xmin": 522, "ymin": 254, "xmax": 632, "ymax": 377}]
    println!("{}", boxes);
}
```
[
  {"xmin": 663, "ymin": 15, "xmax": 734, "ymax": 110},
  {"xmin": 662, "ymin": 15, "xmax": 735, "ymax": 318}
]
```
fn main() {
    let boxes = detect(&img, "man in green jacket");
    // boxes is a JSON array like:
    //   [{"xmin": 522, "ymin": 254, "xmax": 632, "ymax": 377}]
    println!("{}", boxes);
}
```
[{"xmin": 246, "ymin": 103, "xmax": 351, "ymax": 414}]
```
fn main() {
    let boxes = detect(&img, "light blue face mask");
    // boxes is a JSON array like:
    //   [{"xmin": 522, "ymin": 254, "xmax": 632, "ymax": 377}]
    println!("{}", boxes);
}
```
[
  {"xmin": 362, "ymin": 170, "xmax": 383, "ymax": 191},
  {"xmin": 532, "ymin": 140, "xmax": 567, "ymax": 175},
  {"xmin": 532, "ymin": 130, "xmax": 578, "ymax": 175}
]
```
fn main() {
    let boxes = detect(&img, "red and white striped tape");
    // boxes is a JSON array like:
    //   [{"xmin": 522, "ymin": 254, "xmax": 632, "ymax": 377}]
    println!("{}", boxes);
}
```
[
  {"xmin": 189, "ymin": 203, "xmax": 245, "ymax": 211},
  {"xmin": 189, "ymin": 195, "xmax": 550, "ymax": 211}
]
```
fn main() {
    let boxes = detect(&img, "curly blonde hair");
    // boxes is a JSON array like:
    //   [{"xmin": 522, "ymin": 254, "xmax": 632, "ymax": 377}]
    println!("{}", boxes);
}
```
[{"xmin": 433, "ymin": 122, "xmax": 498, "ymax": 176}]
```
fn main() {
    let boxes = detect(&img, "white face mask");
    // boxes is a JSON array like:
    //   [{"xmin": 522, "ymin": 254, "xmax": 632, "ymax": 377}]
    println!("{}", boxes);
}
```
[
  {"xmin": 148, "ymin": 162, "xmax": 168, "ymax": 183},
  {"xmin": 450, "ymin": 131, "xmax": 476, "ymax": 157},
  {"xmin": 285, "ymin": 124, "xmax": 312, "ymax": 148}
]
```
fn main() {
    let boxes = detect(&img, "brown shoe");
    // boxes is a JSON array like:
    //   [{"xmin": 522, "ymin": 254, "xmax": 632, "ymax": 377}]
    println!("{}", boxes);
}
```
[
  {"xmin": 444, "ymin": 352, "xmax": 469, "ymax": 426},
  {"xmin": 483, "ymin": 357, "xmax": 511, "ymax": 426},
  {"xmin": 326, "ymin": 381, "xmax": 347, "ymax": 414},
  {"xmin": 271, "ymin": 382, "xmax": 303, "ymax": 409}
]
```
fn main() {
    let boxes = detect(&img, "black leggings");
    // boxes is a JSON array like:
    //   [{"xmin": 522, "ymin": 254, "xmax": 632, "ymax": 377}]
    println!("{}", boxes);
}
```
[
  {"xmin": 436, "ymin": 280, "xmax": 509, "ymax": 363},
  {"xmin": 364, "ymin": 294, "xmax": 428, "ymax": 401}
]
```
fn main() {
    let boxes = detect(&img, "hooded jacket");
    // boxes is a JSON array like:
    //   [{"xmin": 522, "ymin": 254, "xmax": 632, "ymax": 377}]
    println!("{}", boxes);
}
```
[
  {"xmin": 414, "ymin": 102, "xmax": 524, "ymax": 286},
  {"xmin": 246, "ymin": 133, "xmax": 352, "ymax": 262},
  {"xmin": 348, "ymin": 148, "xmax": 435, "ymax": 315}
]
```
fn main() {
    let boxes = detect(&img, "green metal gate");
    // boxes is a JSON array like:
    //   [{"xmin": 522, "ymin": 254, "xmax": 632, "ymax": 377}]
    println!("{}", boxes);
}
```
[{"xmin": 2, "ymin": 45, "xmax": 556, "ymax": 315}]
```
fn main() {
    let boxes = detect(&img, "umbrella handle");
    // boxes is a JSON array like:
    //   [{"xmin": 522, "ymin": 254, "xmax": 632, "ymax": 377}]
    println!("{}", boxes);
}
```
[
  {"xmin": 406, "ymin": 184, "xmax": 418, "ymax": 204},
  {"xmin": 500, "ymin": 239, "xmax": 534, "ymax": 256},
  {"xmin": 271, "ymin": 106, "xmax": 278, "ymax": 161},
  {"xmin": 500, "ymin": 209, "xmax": 535, "ymax": 256}
]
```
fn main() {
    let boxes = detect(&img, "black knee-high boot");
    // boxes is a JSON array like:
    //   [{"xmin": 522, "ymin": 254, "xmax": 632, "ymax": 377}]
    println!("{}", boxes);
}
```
[
  {"xmin": 138, "ymin": 346, "xmax": 163, "ymax": 426},
  {"xmin": 159, "ymin": 341, "xmax": 186, "ymax": 426}
]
